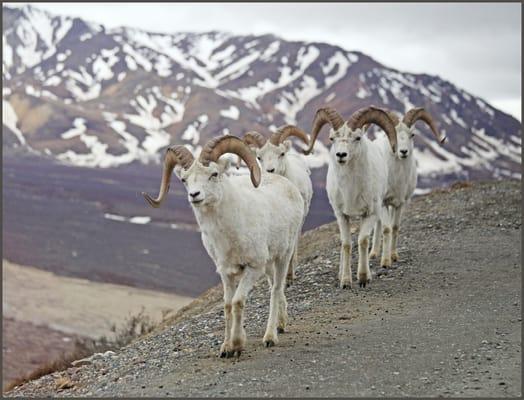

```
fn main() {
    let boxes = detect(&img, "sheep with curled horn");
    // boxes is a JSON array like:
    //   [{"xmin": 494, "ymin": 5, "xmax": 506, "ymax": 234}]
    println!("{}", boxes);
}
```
[
  {"xmin": 366, "ymin": 107, "xmax": 446, "ymax": 263},
  {"xmin": 142, "ymin": 135, "xmax": 304, "ymax": 357},
  {"xmin": 303, "ymin": 106, "xmax": 398, "ymax": 288},
  {"xmin": 238, "ymin": 125, "xmax": 313, "ymax": 285}
]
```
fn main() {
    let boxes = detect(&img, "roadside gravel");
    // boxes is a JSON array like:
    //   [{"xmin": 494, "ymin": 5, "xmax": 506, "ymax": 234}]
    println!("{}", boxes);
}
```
[{"xmin": 6, "ymin": 180, "xmax": 521, "ymax": 397}]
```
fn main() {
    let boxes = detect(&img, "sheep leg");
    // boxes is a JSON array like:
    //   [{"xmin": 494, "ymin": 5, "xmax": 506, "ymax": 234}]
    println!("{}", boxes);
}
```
[
  {"xmin": 357, "ymin": 215, "xmax": 376, "ymax": 287},
  {"xmin": 336, "ymin": 212, "xmax": 352, "ymax": 289},
  {"xmin": 286, "ymin": 237, "xmax": 298, "ymax": 286},
  {"xmin": 230, "ymin": 267, "xmax": 262, "ymax": 357},
  {"xmin": 369, "ymin": 219, "xmax": 382, "ymax": 259},
  {"xmin": 379, "ymin": 206, "xmax": 393, "ymax": 268},
  {"xmin": 266, "ymin": 273, "xmax": 274, "ymax": 290},
  {"xmin": 277, "ymin": 265, "xmax": 289, "ymax": 335},
  {"xmin": 219, "ymin": 273, "xmax": 237, "ymax": 358},
  {"xmin": 263, "ymin": 258, "xmax": 288, "ymax": 347},
  {"xmin": 287, "ymin": 205, "xmax": 307, "ymax": 286},
  {"xmin": 391, "ymin": 205, "xmax": 403, "ymax": 262}
]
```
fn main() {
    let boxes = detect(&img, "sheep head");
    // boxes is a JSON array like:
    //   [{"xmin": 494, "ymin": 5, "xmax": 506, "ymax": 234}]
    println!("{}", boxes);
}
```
[
  {"xmin": 142, "ymin": 136, "xmax": 261, "ymax": 209},
  {"xmin": 387, "ymin": 108, "xmax": 445, "ymax": 160},
  {"xmin": 256, "ymin": 125, "xmax": 309, "ymax": 174},
  {"xmin": 142, "ymin": 145, "xmax": 195, "ymax": 208},
  {"xmin": 304, "ymin": 106, "xmax": 398, "ymax": 165}
]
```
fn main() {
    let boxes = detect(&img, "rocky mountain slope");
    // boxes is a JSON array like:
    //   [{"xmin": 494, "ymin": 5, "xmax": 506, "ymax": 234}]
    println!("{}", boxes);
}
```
[
  {"xmin": 5, "ymin": 180, "xmax": 521, "ymax": 397},
  {"xmin": 3, "ymin": 4, "xmax": 521, "ymax": 185}
]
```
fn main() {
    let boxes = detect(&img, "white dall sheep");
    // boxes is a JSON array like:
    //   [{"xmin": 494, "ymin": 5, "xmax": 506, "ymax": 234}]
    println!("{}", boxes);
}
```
[
  {"xmin": 369, "ymin": 108, "xmax": 446, "ymax": 262},
  {"xmin": 142, "ymin": 136, "xmax": 304, "ymax": 357},
  {"xmin": 303, "ymin": 106, "xmax": 398, "ymax": 288},
  {"xmin": 240, "ymin": 127, "xmax": 313, "ymax": 284}
]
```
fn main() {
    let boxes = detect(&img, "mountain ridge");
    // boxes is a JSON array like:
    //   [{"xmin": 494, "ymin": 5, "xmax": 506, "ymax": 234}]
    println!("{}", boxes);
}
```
[{"xmin": 2, "ymin": 4, "xmax": 521, "ymax": 184}]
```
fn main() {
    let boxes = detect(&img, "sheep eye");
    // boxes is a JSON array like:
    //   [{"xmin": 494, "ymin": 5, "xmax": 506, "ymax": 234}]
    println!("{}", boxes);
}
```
[
  {"xmin": 280, "ymin": 152, "xmax": 285, "ymax": 157},
  {"xmin": 257, "ymin": 156, "xmax": 261, "ymax": 161},
  {"xmin": 329, "ymin": 137, "xmax": 334, "ymax": 142},
  {"xmin": 411, "ymin": 133, "xmax": 415, "ymax": 138},
  {"xmin": 181, "ymin": 178, "xmax": 186, "ymax": 183},
  {"xmin": 210, "ymin": 172, "xmax": 218, "ymax": 179},
  {"xmin": 355, "ymin": 136, "xmax": 361, "ymax": 141}
]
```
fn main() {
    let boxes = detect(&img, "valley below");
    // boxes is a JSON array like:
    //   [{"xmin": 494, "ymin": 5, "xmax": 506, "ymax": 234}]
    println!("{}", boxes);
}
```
[{"xmin": 2, "ymin": 259, "xmax": 193, "ymax": 388}]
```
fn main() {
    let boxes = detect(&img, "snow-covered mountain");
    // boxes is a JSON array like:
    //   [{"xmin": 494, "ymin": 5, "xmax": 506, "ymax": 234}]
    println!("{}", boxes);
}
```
[{"xmin": 2, "ymin": 4, "xmax": 521, "ymax": 183}]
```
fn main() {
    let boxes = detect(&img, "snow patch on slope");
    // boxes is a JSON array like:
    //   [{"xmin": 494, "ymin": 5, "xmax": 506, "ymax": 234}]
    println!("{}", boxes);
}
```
[
  {"xmin": 275, "ymin": 75, "xmax": 321, "ymax": 125},
  {"xmin": 219, "ymin": 105, "xmax": 239, "ymax": 120},
  {"xmin": 2, "ymin": 99, "xmax": 27, "ymax": 145},
  {"xmin": 224, "ymin": 45, "xmax": 320, "ymax": 107}
]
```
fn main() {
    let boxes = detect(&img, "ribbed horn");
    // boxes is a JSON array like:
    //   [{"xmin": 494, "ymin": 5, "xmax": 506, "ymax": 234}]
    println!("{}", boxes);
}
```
[
  {"xmin": 242, "ymin": 131, "xmax": 267, "ymax": 148},
  {"xmin": 303, "ymin": 107, "xmax": 345, "ymax": 155},
  {"xmin": 237, "ymin": 131, "xmax": 266, "ymax": 168},
  {"xmin": 269, "ymin": 125, "xmax": 309, "ymax": 146},
  {"xmin": 142, "ymin": 146, "xmax": 194, "ymax": 208},
  {"xmin": 347, "ymin": 106, "xmax": 398, "ymax": 152},
  {"xmin": 363, "ymin": 110, "xmax": 400, "ymax": 132},
  {"xmin": 403, "ymin": 107, "xmax": 446, "ymax": 143},
  {"xmin": 386, "ymin": 110, "xmax": 401, "ymax": 127},
  {"xmin": 200, "ymin": 135, "xmax": 261, "ymax": 187}
]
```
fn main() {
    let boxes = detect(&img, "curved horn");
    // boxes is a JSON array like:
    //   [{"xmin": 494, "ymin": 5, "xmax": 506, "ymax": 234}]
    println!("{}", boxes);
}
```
[
  {"xmin": 386, "ymin": 110, "xmax": 401, "ymax": 127},
  {"xmin": 348, "ymin": 106, "xmax": 398, "ymax": 152},
  {"xmin": 242, "ymin": 131, "xmax": 267, "ymax": 148},
  {"xmin": 269, "ymin": 125, "xmax": 309, "ymax": 146},
  {"xmin": 403, "ymin": 107, "xmax": 445, "ymax": 143},
  {"xmin": 237, "ymin": 131, "xmax": 266, "ymax": 168},
  {"xmin": 200, "ymin": 135, "xmax": 261, "ymax": 187},
  {"xmin": 303, "ymin": 107, "xmax": 345, "ymax": 155},
  {"xmin": 142, "ymin": 146, "xmax": 194, "ymax": 208},
  {"xmin": 363, "ymin": 111, "xmax": 400, "ymax": 132}
]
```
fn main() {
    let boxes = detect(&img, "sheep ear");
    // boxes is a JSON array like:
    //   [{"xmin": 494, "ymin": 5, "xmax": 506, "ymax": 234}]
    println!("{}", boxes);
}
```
[{"xmin": 281, "ymin": 140, "xmax": 292, "ymax": 152}]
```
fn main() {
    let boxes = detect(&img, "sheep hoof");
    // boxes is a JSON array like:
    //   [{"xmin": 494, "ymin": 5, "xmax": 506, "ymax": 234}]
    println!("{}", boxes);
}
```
[
  {"xmin": 234, "ymin": 350, "xmax": 242, "ymax": 358},
  {"xmin": 340, "ymin": 279, "xmax": 352, "ymax": 289},
  {"xmin": 391, "ymin": 252, "xmax": 399, "ymax": 262},
  {"xmin": 369, "ymin": 251, "xmax": 378, "ymax": 259},
  {"xmin": 219, "ymin": 342, "xmax": 230, "ymax": 358},
  {"xmin": 358, "ymin": 273, "xmax": 371, "ymax": 288},
  {"xmin": 264, "ymin": 340, "xmax": 275, "ymax": 348},
  {"xmin": 277, "ymin": 327, "xmax": 285, "ymax": 334},
  {"xmin": 220, "ymin": 350, "xmax": 235, "ymax": 358}
]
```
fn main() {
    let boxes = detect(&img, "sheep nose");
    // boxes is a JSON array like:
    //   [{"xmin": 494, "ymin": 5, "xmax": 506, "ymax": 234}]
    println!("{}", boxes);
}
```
[
  {"xmin": 336, "ymin": 152, "xmax": 347, "ymax": 158},
  {"xmin": 189, "ymin": 191, "xmax": 200, "ymax": 198},
  {"xmin": 400, "ymin": 150, "xmax": 408, "ymax": 155},
  {"xmin": 267, "ymin": 168, "xmax": 275, "ymax": 173}
]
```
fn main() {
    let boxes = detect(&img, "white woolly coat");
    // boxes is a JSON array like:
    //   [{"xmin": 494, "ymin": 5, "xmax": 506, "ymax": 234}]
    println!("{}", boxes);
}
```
[
  {"xmin": 192, "ymin": 172, "xmax": 304, "ymax": 274},
  {"xmin": 326, "ymin": 136, "xmax": 389, "ymax": 219},
  {"xmin": 281, "ymin": 153, "xmax": 313, "ymax": 217},
  {"xmin": 376, "ymin": 133, "xmax": 417, "ymax": 208}
]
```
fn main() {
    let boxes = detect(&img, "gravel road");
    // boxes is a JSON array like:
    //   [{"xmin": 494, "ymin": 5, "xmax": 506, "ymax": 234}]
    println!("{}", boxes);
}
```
[{"xmin": 6, "ymin": 180, "xmax": 521, "ymax": 397}]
